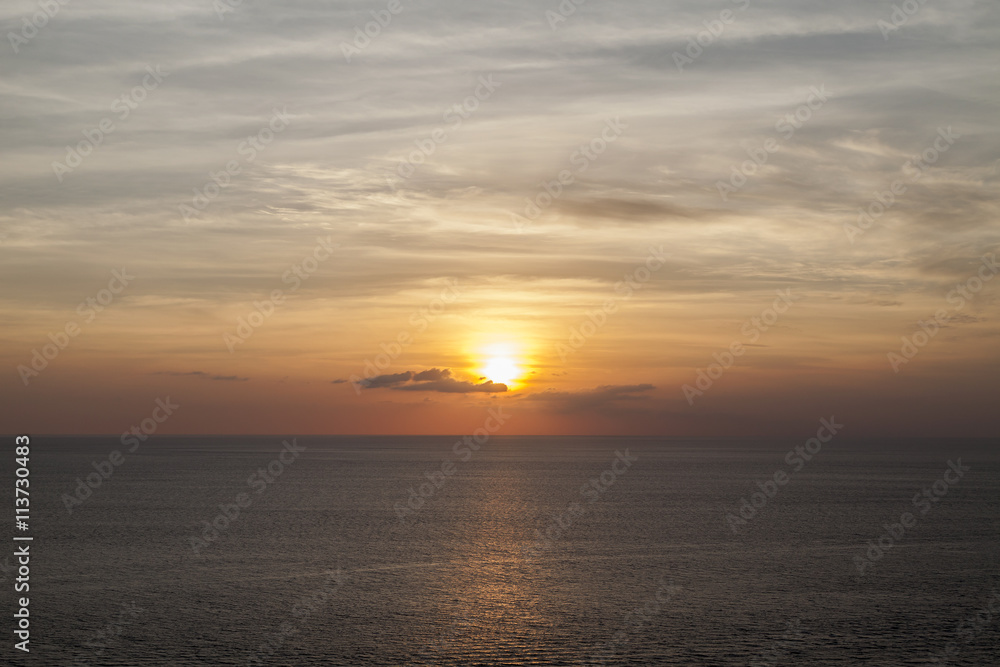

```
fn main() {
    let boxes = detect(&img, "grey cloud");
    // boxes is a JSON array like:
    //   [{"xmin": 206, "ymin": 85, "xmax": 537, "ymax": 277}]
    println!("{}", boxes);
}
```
[
  {"xmin": 555, "ymin": 197, "xmax": 715, "ymax": 223},
  {"xmin": 413, "ymin": 368, "xmax": 451, "ymax": 381},
  {"xmin": 394, "ymin": 379, "xmax": 508, "ymax": 394},
  {"xmin": 356, "ymin": 368, "xmax": 507, "ymax": 393},
  {"xmin": 356, "ymin": 371, "xmax": 414, "ymax": 389}
]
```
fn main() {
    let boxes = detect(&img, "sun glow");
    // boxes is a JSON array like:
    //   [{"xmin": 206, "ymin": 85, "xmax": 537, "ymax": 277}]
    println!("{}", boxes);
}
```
[
  {"xmin": 478, "ymin": 343, "xmax": 524, "ymax": 387},
  {"xmin": 482, "ymin": 356, "xmax": 520, "ymax": 386}
]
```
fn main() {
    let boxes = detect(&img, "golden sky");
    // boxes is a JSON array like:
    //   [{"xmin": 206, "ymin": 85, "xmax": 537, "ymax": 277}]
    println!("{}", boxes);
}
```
[{"xmin": 1, "ymin": 0, "xmax": 998, "ymax": 435}]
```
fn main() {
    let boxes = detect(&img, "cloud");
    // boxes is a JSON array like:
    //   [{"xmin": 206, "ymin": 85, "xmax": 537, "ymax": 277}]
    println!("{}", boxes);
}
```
[
  {"xmin": 934, "ymin": 313, "xmax": 984, "ymax": 326},
  {"xmin": 555, "ymin": 197, "xmax": 714, "ymax": 224},
  {"xmin": 413, "ymin": 368, "xmax": 451, "ymax": 381},
  {"xmin": 357, "ymin": 371, "xmax": 414, "ymax": 389},
  {"xmin": 2, "ymin": 0, "xmax": 999, "ymax": 437},
  {"xmin": 525, "ymin": 384, "xmax": 656, "ymax": 412},
  {"xmin": 152, "ymin": 371, "xmax": 249, "ymax": 381},
  {"xmin": 355, "ymin": 368, "xmax": 507, "ymax": 393},
  {"xmin": 394, "ymin": 378, "xmax": 508, "ymax": 393}
]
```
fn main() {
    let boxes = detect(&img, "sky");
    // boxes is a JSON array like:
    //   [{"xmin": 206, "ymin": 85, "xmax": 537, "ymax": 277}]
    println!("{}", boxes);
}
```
[{"xmin": 1, "ymin": 0, "xmax": 998, "ymax": 436}]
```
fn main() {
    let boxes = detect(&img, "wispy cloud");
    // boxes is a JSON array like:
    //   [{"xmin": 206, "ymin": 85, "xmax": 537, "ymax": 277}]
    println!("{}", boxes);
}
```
[
  {"xmin": 153, "ymin": 371, "xmax": 249, "ymax": 382},
  {"xmin": 1, "ymin": 0, "xmax": 997, "ymax": 435}
]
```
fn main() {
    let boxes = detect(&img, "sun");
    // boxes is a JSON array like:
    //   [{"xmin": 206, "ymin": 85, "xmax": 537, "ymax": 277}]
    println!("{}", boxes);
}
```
[
  {"xmin": 474, "ymin": 341, "xmax": 528, "ymax": 388},
  {"xmin": 482, "ymin": 356, "xmax": 520, "ymax": 386}
]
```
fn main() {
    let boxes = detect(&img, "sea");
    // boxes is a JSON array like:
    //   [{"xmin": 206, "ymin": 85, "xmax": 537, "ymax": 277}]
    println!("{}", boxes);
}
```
[{"xmin": 7, "ymin": 435, "xmax": 999, "ymax": 666}]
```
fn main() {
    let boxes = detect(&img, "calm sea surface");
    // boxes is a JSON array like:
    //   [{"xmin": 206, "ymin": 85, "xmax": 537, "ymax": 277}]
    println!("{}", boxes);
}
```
[{"xmin": 8, "ymin": 436, "xmax": 1000, "ymax": 665}]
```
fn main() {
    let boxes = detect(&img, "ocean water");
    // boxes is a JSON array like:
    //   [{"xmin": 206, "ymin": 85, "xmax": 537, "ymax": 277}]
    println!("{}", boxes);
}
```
[{"xmin": 8, "ymin": 435, "xmax": 1000, "ymax": 666}]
